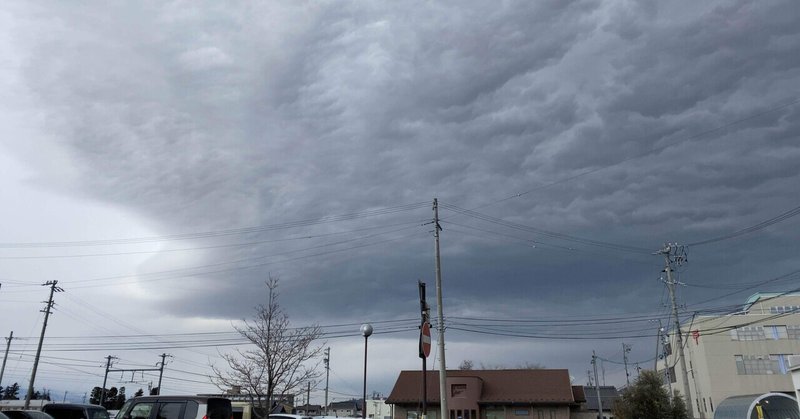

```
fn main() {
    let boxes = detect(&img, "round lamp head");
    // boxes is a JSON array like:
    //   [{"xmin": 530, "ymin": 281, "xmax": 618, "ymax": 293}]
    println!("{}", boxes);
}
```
[{"xmin": 360, "ymin": 323, "xmax": 373, "ymax": 337}]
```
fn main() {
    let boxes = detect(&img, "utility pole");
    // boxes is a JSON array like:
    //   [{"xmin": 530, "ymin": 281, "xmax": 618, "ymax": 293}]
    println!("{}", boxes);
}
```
[
  {"xmin": 156, "ymin": 353, "xmax": 171, "ymax": 395},
  {"xmin": 100, "ymin": 355, "xmax": 116, "ymax": 405},
  {"xmin": 622, "ymin": 343, "xmax": 631, "ymax": 386},
  {"xmin": 586, "ymin": 370, "xmax": 593, "ymax": 387},
  {"xmin": 652, "ymin": 319, "xmax": 663, "ymax": 370},
  {"xmin": 0, "ymin": 331, "xmax": 13, "ymax": 388},
  {"xmin": 324, "ymin": 347, "xmax": 330, "ymax": 415},
  {"xmin": 25, "ymin": 281, "xmax": 62, "ymax": 409},
  {"xmin": 659, "ymin": 243, "xmax": 694, "ymax": 418},
  {"xmin": 306, "ymin": 382, "xmax": 311, "ymax": 407},
  {"xmin": 591, "ymin": 351, "xmax": 603, "ymax": 419},
  {"xmin": 432, "ymin": 199, "xmax": 448, "ymax": 419}
]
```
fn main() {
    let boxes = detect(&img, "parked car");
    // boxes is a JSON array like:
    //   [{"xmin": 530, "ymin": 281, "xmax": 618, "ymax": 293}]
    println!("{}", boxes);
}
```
[
  {"xmin": 115, "ymin": 396, "xmax": 231, "ymax": 419},
  {"xmin": 3, "ymin": 411, "xmax": 55, "ymax": 419},
  {"xmin": 42, "ymin": 403, "xmax": 109, "ymax": 419}
]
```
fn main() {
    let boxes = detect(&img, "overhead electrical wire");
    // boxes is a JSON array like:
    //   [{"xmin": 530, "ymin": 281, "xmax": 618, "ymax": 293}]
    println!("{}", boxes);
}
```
[
  {"xmin": 440, "ymin": 202, "xmax": 652, "ymax": 254},
  {"xmin": 0, "ymin": 201, "xmax": 429, "ymax": 248},
  {"xmin": 0, "ymin": 220, "xmax": 427, "ymax": 260},
  {"xmin": 687, "ymin": 202, "xmax": 800, "ymax": 246},
  {"xmin": 65, "ymin": 227, "xmax": 426, "ymax": 288}
]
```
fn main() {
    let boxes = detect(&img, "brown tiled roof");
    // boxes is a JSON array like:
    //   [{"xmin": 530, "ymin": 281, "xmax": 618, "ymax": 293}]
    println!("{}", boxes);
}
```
[{"xmin": 386, "ymin": 370, "xmax": 575, "ymax": 405}]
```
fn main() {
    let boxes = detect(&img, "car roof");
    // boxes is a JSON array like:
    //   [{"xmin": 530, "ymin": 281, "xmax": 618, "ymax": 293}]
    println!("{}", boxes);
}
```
[
  {"xmin": 130, "ymin": 396, "xmax": 228, "ymax": 402},
  {"xmin": 44, "ymin": 404, "xmax": 107, "ymax": 410}
]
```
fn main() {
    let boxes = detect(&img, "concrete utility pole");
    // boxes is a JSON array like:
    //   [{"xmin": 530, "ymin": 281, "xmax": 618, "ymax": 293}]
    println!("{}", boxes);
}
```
[
  {"xmin": 156, "ymin": 353, "xmax": 171, "ymax": 395},
  {"xmin": 432, "ymin": 199, "xmax": 448, "ymax": 419},
  {"xmin": 0, "ymin": 331, "xmax": 13, "ymax": 388},
  {"xmin": 659, "ymin": 243, "xmax": 694, "ymax": 418},
  {"xmin": 25, "ymin": 281, "xmax": 62, "ymax": 409},
  {"xmin": 591, "ymin": 351, "xmax": 603, "ymax": 419},
  {"xmin": 100, "ymin": 355, "xmax": 116, "ymax": 405},
  {"xmin": 622, "ymin": 343, "xmax": 631, "ymax": 386},
  {"xmin": 324, "ymin": 347, "xmax": 330, "ymax": 415}
]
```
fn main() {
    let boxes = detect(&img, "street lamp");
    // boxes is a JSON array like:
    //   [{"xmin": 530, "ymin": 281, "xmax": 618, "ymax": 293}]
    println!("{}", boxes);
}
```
[{"xmin": 361, "ymin": 323, "xmax": 373, "ymax": 419}]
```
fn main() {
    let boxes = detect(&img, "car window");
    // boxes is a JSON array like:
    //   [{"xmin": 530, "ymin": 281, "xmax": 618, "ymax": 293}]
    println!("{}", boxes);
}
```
[
  {"xmin": 182, "ymin": 402, "xmax": 198, "ymax": 419},
  {"xmin": 116, "ymin": 401, "xmax": 134, "ymax": 419},
  {"xmin": 206, "ymin": 399, "xmax": 231, "ymax": 419},
  {"xmin": 90, "ymin": 410, "xmax": 110, "ymax": 419},
  {"xmin": 42, "ymin": 408, "xmax": 85, "ymax": 419},
  {"xmin": 129, "ymin": 402, "xmax": 156, "ymax": 419},
  {"xmin": 157, "ymin": 402, "xmax": 184, "ymax": 419}
]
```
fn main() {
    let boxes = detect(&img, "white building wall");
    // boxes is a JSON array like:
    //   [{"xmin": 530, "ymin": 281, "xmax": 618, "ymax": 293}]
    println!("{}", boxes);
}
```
[{"xmin": 661, "ymin": 293, "xmax": 800, "ymax": 419}]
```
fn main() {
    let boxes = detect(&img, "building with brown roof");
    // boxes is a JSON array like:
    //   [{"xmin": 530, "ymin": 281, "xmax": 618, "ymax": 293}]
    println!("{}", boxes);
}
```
[{"xmin": 386, "ymin": 369, "xmax": 585, "ymax": 419}]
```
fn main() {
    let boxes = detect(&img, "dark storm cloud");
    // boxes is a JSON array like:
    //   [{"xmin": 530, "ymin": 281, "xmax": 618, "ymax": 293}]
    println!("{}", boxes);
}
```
[{"xmin": 9, "ymin": 0, "xmax": 800, "ymax": 369}]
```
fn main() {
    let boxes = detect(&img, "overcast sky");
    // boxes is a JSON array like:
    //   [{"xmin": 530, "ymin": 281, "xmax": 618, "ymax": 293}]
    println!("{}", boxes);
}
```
[{"xmin": 1, "ymin": 0, "xmax": 799, "ymax": 405}]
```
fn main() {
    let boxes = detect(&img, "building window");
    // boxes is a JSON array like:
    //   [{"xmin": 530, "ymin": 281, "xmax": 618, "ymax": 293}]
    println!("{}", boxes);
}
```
[
  {"xmin": 767, "ymin": 325, "xmax": 788, "ymax": 339},
  {"xmin": 731, "ymin": 326, "xmax": 765, "ymax": 341},
  {"xmin": 451, "ymin": 384, "xmax": 467, "ymax": 398},
  {"xmin": 734, "ymin": 354, "xmax": 790, "ymax": 375},
  {"xmin": 514, "ymin": 410, "xmax": 529, "ymax": 416},
  {"xmin": 770, "ymin": 306, "xmax": 800, "ymax": 314},
  {"xmin": 787, "ymin": 325, "xmax": 800, "ymax": 340}
]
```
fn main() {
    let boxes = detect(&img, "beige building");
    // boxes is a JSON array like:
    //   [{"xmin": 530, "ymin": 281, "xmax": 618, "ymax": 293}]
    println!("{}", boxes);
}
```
[{"xmin": 660, "ymin": 292, "xmax": 800, "ymax": 418}]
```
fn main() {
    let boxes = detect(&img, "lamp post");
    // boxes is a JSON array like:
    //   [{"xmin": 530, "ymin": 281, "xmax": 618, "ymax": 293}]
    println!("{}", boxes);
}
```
[{"xmin": 361, "ymin": 324, "xmax": 373, "ymax": 419}]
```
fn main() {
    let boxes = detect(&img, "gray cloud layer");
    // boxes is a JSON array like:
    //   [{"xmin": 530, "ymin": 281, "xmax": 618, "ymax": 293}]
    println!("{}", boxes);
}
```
[{"xmin": 3, "ymin": 0, "xmax": 800, "ymax": 394}]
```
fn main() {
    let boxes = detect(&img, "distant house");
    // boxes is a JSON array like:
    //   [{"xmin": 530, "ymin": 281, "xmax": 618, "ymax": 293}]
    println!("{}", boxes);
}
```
[
  {"xmin": 386, "ymin": 369, "xmax": 584, "ymax": 419},
  {"xmin": 328, "ymin": 399, "xmax": 361, "ymax": 417},
  {"xmin": 577, "ymin": 386, "xmax": 619, "ymax": 419},
  {"xmin": 295, "ymin": 404, "xmax": 323, "ymax": 416}
]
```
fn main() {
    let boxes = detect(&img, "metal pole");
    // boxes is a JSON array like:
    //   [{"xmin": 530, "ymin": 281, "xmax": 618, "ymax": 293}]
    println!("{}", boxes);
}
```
[
  {"xmin": 25, "ymin": 281, "xmax": 60, "ymax": 409},
  {"xmin": 324, "ymin": 348, "xmax": 330, "ymax": 415},
  {"xmin": 360, "ymin": 324, "xmax": 373, "ymax": 419},
  {"xmin": 433, "ymin": 199, "xmax": 448, "ymax": 419},
  {"xmin": 661, "ymin": 244, "xmax": 694, "ymax": 418},
  {"xmin": 592, "ymin": 351, "xmax": 603, "ymax": 419},
  {"xmin": 419, "ymin": 281, "xmax": 429, "ymax": 419},
  {"xmin": 0, "ymin": 331, "xmax": 13, "ymax": 388}
]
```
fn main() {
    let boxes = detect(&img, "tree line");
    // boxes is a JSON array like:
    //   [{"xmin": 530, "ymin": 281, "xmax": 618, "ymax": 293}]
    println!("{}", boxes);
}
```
[{"xmin": 2, "ymin": 383, "xmax": 51, "ymax": 400}]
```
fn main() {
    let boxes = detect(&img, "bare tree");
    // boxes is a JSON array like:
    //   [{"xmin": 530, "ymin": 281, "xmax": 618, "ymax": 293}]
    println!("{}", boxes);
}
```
[
  {"xmin": 458, "ymin": 360, "xmax": 474, "ymax": 370},
  {"xmin": 212, "ymin": 277, "xmax": 323, "ymax": 419}
]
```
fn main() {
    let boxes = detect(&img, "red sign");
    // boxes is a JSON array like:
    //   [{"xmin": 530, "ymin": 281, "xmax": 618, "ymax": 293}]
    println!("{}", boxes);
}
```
[
  {"xmin": 692, "ymin": 329, "xmax": 700, "ymax": 345},
  {"xmin": 419, "ymin": 322, "xmax": 432, "ymax": 358}
]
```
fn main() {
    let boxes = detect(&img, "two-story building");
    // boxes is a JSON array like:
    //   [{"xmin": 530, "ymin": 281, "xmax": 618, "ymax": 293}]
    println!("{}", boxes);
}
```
[{"xmin": 660, "ymin": 292, "xmax": 800, "ymax": 418}]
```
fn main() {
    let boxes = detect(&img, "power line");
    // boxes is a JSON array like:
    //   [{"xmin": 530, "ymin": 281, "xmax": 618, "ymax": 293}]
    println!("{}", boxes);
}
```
[
  {"xmin": 440, "ymin": 203, "xmax": 651, "ymax": 254},
  {"xmin": 687, "ymin": 202, "xmax": 800, "ymax": 246},
  {"xmin": 0, "ymin": 202, "xmax": 429, "ymax": 248}
]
